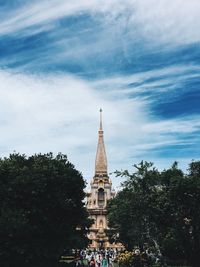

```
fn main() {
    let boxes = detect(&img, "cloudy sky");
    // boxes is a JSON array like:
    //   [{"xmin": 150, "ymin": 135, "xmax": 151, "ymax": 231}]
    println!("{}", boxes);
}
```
[{"xmin": 0, "ymin": 0, "xmax": 200, "ymax": 187}]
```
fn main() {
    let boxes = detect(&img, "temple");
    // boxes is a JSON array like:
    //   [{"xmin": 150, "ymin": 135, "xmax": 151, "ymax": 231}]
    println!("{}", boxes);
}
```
[{"xmin": 86, "ymin": 109, "xmax": 122, "ymax": 249}]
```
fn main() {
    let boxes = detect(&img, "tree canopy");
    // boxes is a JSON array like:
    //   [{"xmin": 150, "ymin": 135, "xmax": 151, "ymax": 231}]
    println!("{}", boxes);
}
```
[
  {"xmin": 0, "ymin": 153, "xmax": 91, "ymax": 267},
  {"xmin": 107, "ymin": 160, "xmax": 200, "ymax": 267}
]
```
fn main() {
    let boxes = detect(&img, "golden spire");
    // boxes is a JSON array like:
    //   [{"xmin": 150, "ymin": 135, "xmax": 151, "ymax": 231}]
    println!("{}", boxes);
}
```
[{"xmin": 95, "ymin": 109, "xmax": 107, "ymax": 176}]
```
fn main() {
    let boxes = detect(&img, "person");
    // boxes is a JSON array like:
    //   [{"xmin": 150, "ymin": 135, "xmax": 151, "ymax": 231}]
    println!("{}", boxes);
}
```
[
  {"xmin": 89, "ymin": 256, "xmax": 96, "ymax": 267},
  {"xmin": 86, "ymin": 252, "xmax": 92, "ymax": 266},
  {"xmin": 76, "ymin": 259, "xmax": 82, "ymax": 267},
  {"xmin": 101, "ymin": 256, "xmax": 108, "ymax": 267},
  {"xmin": 96, "ymin": 254, "xmax": 102, "ymax": 267},
  {"xmin": 108, "ymin": 256, "xmax": 113, "ymax": 267}
]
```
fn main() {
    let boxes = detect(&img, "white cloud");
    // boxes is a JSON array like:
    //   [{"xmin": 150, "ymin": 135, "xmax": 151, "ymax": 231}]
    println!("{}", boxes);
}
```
[
  {"xmin": 132, "ymin": 0, "xmax": 200, "ymax": 45},
  {"xmin": 0, "ymin": 70, "xmax": 199, "ymax": 188},
  {"xmin": 92, "ymin": 64, "xmax": 200, "ymax": 101},
  {"xmin": 1, "ymin": 0, "xmax": 200, "ymax": 46},
  {"xmin": 0, "ymin": 0, "xmax": 117, "ymax": 35},
  {"xmin": 0, "ymin": 70, "xmax": 146, "ymax": 183},
  {"xmin": 142, "ymin": 118, "xmax": 200, "ymax": 134}
]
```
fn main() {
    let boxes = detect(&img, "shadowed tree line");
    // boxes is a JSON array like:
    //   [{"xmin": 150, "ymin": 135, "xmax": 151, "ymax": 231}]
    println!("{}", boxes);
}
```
[
  {"xmin": 0, "ymin": 153, "xmax": 91, "ymax": 267},
  {"xmin": 1, "ymin": 153, "xmax": 199, "ymax": 267},
  {"xmin": 107, "ymin": 161, "xmax": 200, "ymax": 267}
]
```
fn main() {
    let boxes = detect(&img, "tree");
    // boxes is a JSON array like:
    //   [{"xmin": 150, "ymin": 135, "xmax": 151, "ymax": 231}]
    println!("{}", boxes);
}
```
[
  {"xmin": 162, "ymin": 161, "xmax": 200, "ymax": 267},
  {"xmin": 0, "ymin": 153, "xmax": 91, "ymax": 267},
  {"xmin": 108, "ymin": 161, "xmax": 161, "ymax": 251},
  {"xmin": 107, "ymin": 160, "xmax": 200, "ymax": 267}
]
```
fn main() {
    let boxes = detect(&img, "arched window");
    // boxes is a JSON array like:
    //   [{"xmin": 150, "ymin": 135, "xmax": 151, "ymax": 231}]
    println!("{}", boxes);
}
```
[{"xmin": 98, "ymin": 188, "xmax": 105, "ymax": 207}]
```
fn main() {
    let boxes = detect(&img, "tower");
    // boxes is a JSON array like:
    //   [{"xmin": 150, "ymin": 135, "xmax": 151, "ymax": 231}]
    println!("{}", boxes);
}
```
[{"xmin": 86, "ymin": 109, "xmax": 115, "ymax": 249}]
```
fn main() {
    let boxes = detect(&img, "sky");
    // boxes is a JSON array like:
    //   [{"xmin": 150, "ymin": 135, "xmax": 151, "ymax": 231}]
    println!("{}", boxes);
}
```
[{"xmin": 0, "ymin": 0, "xmax": 200, "ymax": 188}]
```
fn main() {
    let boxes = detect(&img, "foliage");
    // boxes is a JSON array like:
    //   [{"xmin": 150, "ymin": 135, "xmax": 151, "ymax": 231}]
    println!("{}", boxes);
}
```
[
  {"xmin": 107, "ymin": 160, "xmax": 200, "ymax": 267},
  {"xmin": 116, "ymin": 251, "xmax": 135, "ymax": 267},
  {"xmin": 0, "ymin": 153, "xmax": 91, "ymax": 267},
  {"xmin": 116, "ymin": 250, "xmax": 152, "ymax": 267}
]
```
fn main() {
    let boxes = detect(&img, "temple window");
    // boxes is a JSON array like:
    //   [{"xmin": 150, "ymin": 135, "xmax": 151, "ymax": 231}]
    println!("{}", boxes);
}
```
[{"xmin": 98, "ymin": 188, "xmax": 105, "ymax": 207}]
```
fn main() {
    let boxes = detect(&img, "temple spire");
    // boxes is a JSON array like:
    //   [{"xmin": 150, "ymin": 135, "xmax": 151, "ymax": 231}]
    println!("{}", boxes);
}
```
[
  {"xmin": 100, "ymin": 108, "xmax": 103, "ymax": 131},
  {"xmin": 95, "ymin": 109, "xmax": 107, "ymax": 176}
]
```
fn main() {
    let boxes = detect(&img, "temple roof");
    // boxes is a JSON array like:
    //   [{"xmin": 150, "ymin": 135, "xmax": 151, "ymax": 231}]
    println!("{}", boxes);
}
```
[{"xmin": 95, "ymin": 109, "xmax": 108, "ymax": 176}]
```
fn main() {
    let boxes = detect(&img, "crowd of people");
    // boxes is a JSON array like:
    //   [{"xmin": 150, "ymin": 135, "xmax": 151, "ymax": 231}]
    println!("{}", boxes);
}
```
[
  {"xmin": 75, "ymin": 249, "xmax": 118, "ymax": 267},
  {"xmin": 72, "ymin": 248, "xmax": 165, "ymax": 267}
]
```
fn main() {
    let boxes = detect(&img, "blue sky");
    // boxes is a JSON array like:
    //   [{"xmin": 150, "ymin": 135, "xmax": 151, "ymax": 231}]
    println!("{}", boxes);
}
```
[{"xmin": 0, "ymin": 0, "xmax": 200, "ymax": 187}]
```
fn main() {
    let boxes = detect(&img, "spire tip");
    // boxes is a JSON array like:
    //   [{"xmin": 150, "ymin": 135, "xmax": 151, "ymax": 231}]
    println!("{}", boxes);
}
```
[{"xmin": 99, "ymin": 108, "xmax": 103, "ymax": 131}]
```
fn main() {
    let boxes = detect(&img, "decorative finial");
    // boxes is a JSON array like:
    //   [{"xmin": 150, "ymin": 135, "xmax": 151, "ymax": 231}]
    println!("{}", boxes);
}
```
[{"xmin": 99, "ymin": 108, "xmax": 103, "ymax": 131}]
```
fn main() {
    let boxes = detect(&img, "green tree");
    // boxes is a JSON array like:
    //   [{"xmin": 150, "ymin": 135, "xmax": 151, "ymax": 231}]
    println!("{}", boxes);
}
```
[
  {"xmin": 108, "ymin": 161, "xmax": 161, "ymax": 251},
  {"xmin": 107, "ymin": 161, "xmax": 200, "ymax": 267},
  {"xmin": 0, "ymin": 153, "xmax": 91, "ymax": 267},
  {"xmin": 161, "ymin": 161, "xmax": 200, "ymax": 267}
]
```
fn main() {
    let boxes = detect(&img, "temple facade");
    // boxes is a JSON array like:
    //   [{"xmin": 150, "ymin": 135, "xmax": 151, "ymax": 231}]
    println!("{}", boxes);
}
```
[{"xmin": 86, "ymin": 109, "xmax": 122, "ymax": 249}]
